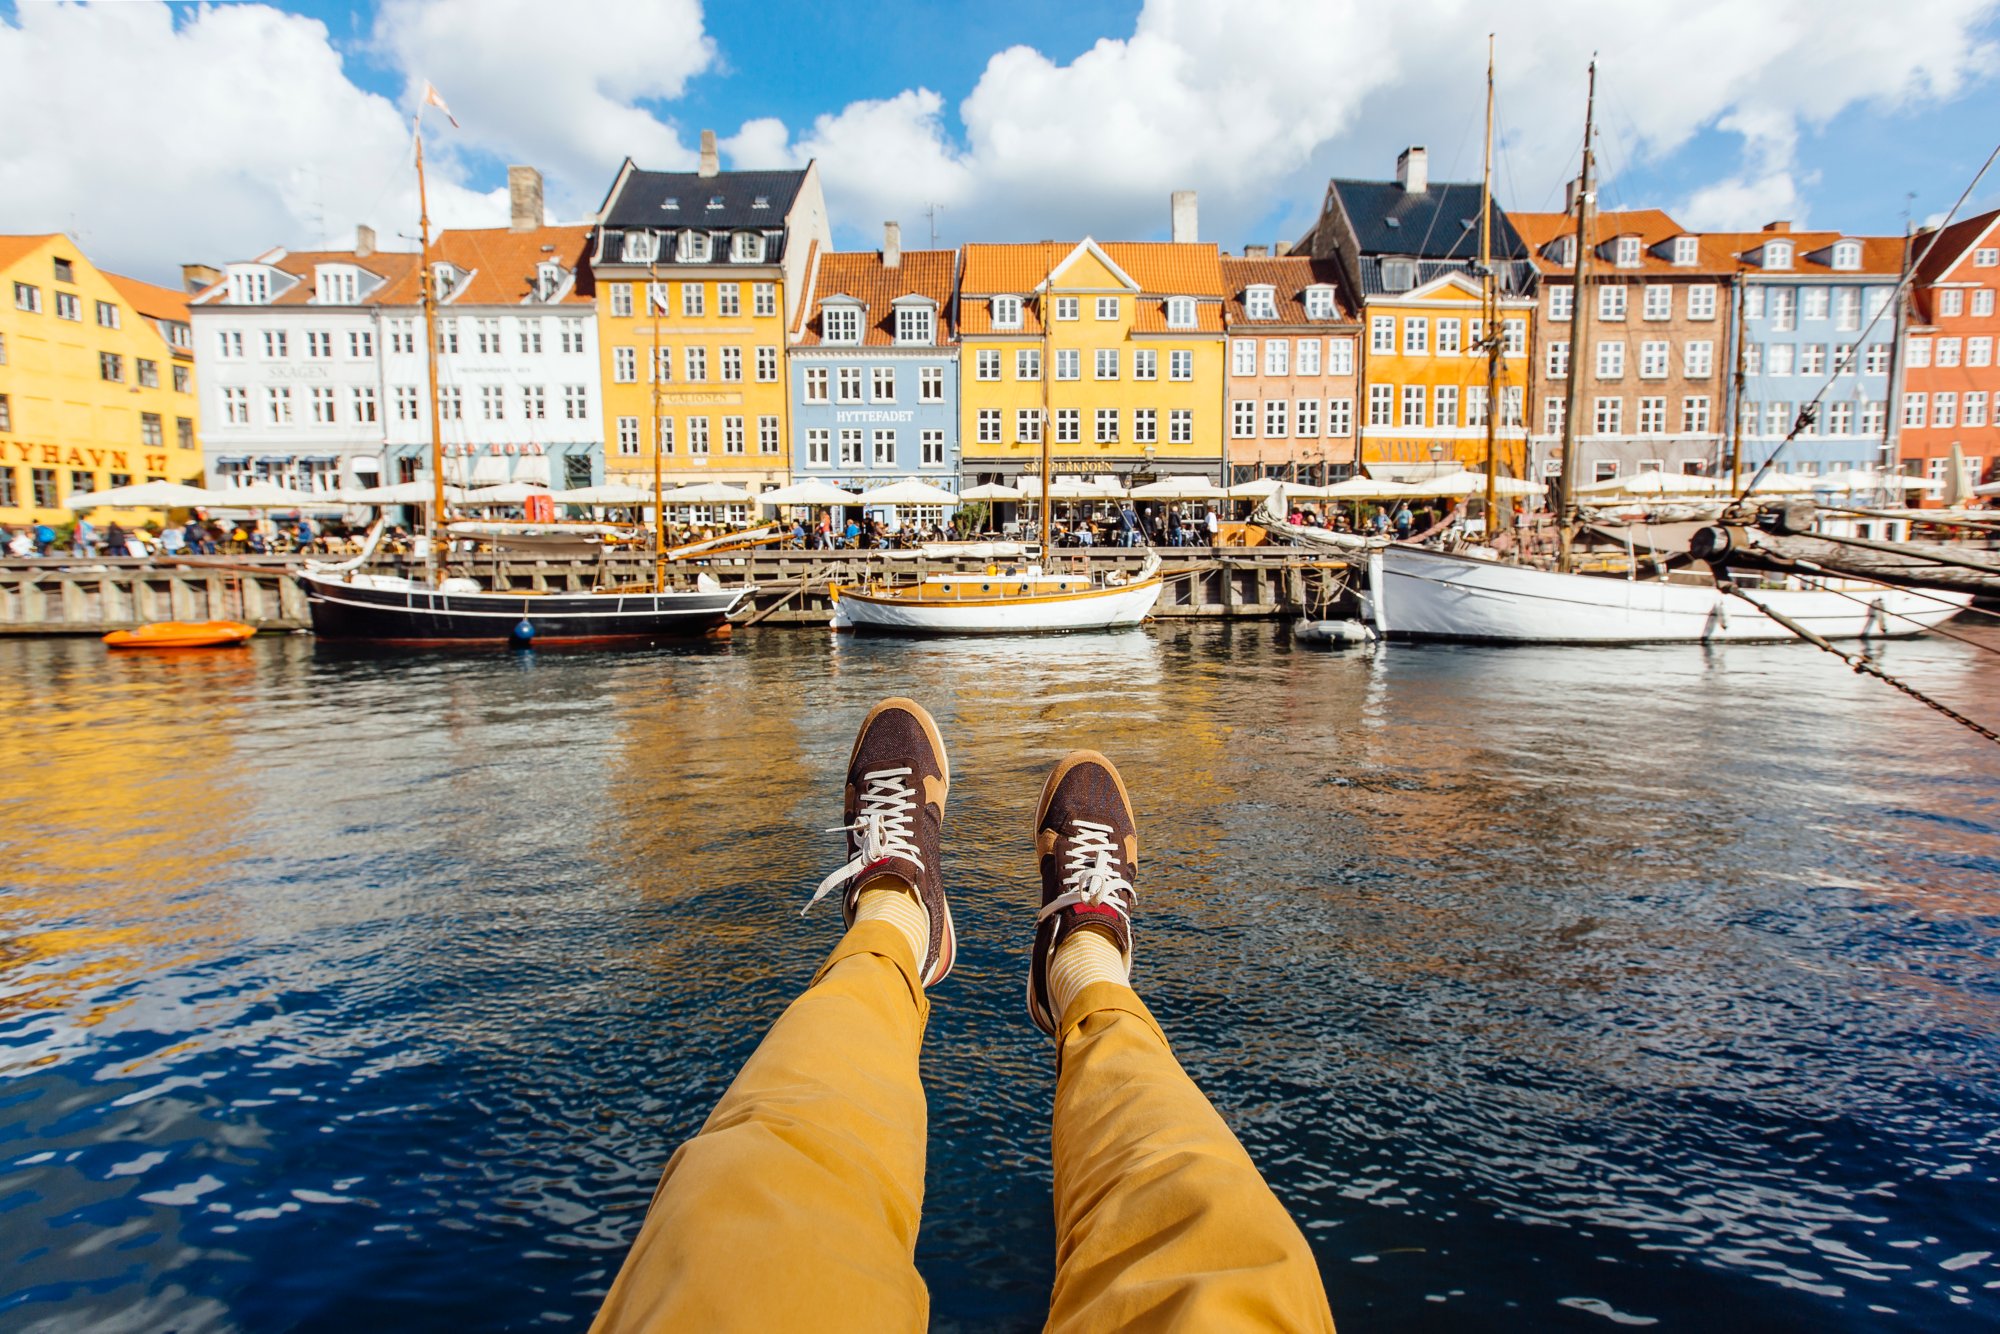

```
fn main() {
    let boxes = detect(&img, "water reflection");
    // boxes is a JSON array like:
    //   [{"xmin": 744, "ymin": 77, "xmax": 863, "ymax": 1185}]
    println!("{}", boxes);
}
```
[{"xmin": 0, "ymin": 623, "xmax": 1996, "ymax": 1331}]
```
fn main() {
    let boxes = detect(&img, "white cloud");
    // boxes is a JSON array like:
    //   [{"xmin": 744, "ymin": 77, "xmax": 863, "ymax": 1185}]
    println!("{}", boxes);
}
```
[{"xmin": 2, "ymin": 0, "xmax": 1995, "ymax": 284}]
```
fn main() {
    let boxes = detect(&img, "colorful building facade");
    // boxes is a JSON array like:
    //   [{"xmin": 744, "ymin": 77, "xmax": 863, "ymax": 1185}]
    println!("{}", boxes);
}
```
[
  {"xmin": 957, "ymin": 238, "xmax": 1226, "ymax": 486},
  {"xmin": 788, "ymin": 228, "xmax": 959, "ymax": 504},
  {"xmin": 1901, "ymin": 208, "xmax": 2000, "ymax": 498},
  {"xmin": 1, "ymin": 233, "xmax": 203, "ymax": 528},
  {"xmin": 1511, "ymin": 209, "xmax": 1734, "ymax": 482},
  {"xmin": 1220, "ymin": 253, "xmax": 1361, "ymax": 484},
  {"xmin": 588, "ymin": 137, "xmax": 829, "ymax": 516},
  {"xmin": 1298, "ymin": 148, "xmax": 1536, "ymax": 479}
]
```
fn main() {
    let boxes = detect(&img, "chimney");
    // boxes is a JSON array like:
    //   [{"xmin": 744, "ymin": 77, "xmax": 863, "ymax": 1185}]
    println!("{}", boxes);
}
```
[
  {"xmin": 1170, "ymin": 190, "xmax": 1198, "ymax": 243},
  {"xmin": 1763, "ymin": 220, "xmax": 1792, "ymax": 234},
  {"xmin": 1274, "ymin": 240, "xmax": 1291, "ymax": 257},
  {"xmin": 508, "ymin": 167, "xmax": 544, "ymax": 232},
  {"xmin": 355, "ymin": 224, "xmax": 376, "ymax": 257},
  {"xmin": 1244, "ymin": 244, "xmax": 1270, "ymax": 259},
  {"xmin": 883, "ymin": 221, "xmax": 902, "ymax": 268},
  {"xmin": 1397, "ymin": 146, "xmax": 1428, "ymax": 194},
  {"xmin": 698, "ymin": 129, "xmax": 719, "ymax": 178},
  {"xmin": 181, "ymin": 262, "xmax": 221, "ymax": 293},
  {"xmin": 1564, "ymin": 176, "xmax": 1580, "ymax": 213}
]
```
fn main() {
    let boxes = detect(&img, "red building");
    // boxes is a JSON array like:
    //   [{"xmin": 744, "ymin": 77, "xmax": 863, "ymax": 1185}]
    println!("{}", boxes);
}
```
[{"xmin": 1901, "ymin": 209, "xmax": 2000, "ymax": 500}]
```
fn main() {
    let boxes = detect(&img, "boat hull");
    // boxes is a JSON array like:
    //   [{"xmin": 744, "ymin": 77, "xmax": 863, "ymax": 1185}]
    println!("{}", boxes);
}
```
[
  {"xmin": 1367, "ymin": 546, "xmax": 1970, "ymax": 643},
  {"xmin": 833, "ymin": 577, "xmax": 1164, "ymax": 635},
  {"xmin": 299, "ymin": 572, "xmax": 748, "ymax": 644},
  {"xmin": 104, "ymin": 620, "xmax": 257, "ymax": 650}
]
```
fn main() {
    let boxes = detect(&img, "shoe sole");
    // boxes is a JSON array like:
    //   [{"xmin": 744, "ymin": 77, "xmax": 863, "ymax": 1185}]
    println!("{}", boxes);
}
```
[
  {"xmin": 1027, "ymin": 750, "xmax": 1136, "ymax": 1033},
  {"xmin": 850, "ymin": 697, "xmax": 954, "ymax": 987}
]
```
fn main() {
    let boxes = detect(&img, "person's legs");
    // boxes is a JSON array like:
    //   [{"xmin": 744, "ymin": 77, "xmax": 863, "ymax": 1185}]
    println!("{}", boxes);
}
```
[
  {"xmin": 1028, "ymin": 753, "xmax": 1335, "ymax": 1334},
  {"xmin": 592, "ymin": 699, "xmax": 957, "ymax": 1334}
]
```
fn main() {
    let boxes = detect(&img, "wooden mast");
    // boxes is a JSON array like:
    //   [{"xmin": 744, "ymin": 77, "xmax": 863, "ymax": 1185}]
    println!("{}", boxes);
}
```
[
  {"xmin": 1039, "ymin": 241, "xmax": 1053, "ymax": 553},
  {"xmin": 1555, "ymin": 58, "xmax": 1596, "ymax": 573},
  {"xmin": 1480, "ymin": 36, "xmax": 1500, "ymax": 541},
  {"xmin": 650, "ymin": 256, "xmax": 666, "ymax": 591},
  {"xmin": 1726, "ymin": 264, "xmax": 1748, "ymax": 489},
  {"xmin": 416, "ymin": 117, "xmax": 448, "ymax": 581}
]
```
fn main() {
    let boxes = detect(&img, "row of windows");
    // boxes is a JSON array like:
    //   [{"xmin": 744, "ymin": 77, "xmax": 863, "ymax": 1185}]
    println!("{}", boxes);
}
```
[
  {"xmin": 1906, "ymin": 335, "xmax": 1996, "ymax": 369},
  {"xmin": 970, "ymin": 347, "xmax": 1197, "ymax": 382},
  {"xmin": 971, "ymin": 407, "xmax": 1197, "ymax": 446},
  {"xmin": 817, "ymin": 304, "xmax": 937, "ymax": 346},
  {"xmin": 617, "ymin": 230, "xmax": 774, "ymax": 265},
  {"xmin": 1548, "ymin": 283, "xmax": 1720, "ymax": 323},
  {"xmin": 1931, "ymin": 288, "xmax": 1997, "ymax": 319},
  {"xmin": 1367, "ymin": 316, "xmax": 1527, "ymax": 357},
  {"xmin": 802, "ymin": 365, "xmax": 947, "ymax": 404},
  {"xmin": 12, "ymin": 282, "xmax": 125, "ymax": 329},
  {"xmin": 1742, "ymin": 341, "xmax": 1894, "ymax": 377},
  {"xmin": 1544, "ymin": 395, "xmax": 1889, "ymax": 438},
  {"xmin": 1903, "ymin": 391, "xmax": 1993, "ymax": 431},
  {"xmin": 613, "ymin": 345, "xmax": 782, "ymax": 385},
  {"xmin": 802, "ymin": 428, "xmax": 950, "ymax": 468},
  {"xmin": 1365, "ymin": 384, "xmax": 1524, "ymax": 429},
  {"xmin": 606, "ymin": 281, "xmax": 780, "ymax": 320},
  {"xmin": 91, "ymin": 352, "xmax": 192, "ymax": 392},
  {"xmin": 1743, "ymin": 285, "xmax": 1892, "ymax": 331},
  {"xmin": 983, "ymin": 294, "xmax": 1201, "ymax": 331},
  {"xmin": 2, "ymin": 466, "xmax": 186, "ymax": 510},
  {"xmin": 220, "ymin": 383, "xmax": 590, "ymax": 426},
  {"xmin": 213, "ymin": 318, "xmax": 590, "ymax": 360},
  {"xmin": 1228, "ymin": 338, "xmax": 1358, "ymax": 377},
  {"xmin": 613, "ymin": 414, "xmax": 783, "ymax": 457},
  {"xmin": 1546, "ymin": 339, "xmax": 1717, "ymax": 380},
  {"xmin": 0, "ymin": 395, "xmax": 192, "ymax": 449},
  {"xmin": 1226, "ymin": 399, "xmax": 1358, "ymax": 439}
]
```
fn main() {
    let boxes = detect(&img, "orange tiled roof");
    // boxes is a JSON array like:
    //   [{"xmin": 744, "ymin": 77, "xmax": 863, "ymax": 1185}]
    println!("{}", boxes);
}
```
[
  {"xmin": 104, "ymin": 271, "xmax": 192, "ymax": 323},
  {"xmin": 1219, "ymin": 254, "xmax": 1355, "ymax": 324},
  {"xmin": 960, "ymin": 240, "xmax": 1226, "ymax": 296},
  {"xmin": 795, "ymin": 249, "xmax": 956, "ymax": 346},
  {"xmin": 0, "ymin": 233, "xmax": 61, "ymax": 271},
  {"xmin": 1699, "ymin": 228, "xmax": 1907, "ymax": 277},
  {"xmin": 1913, "ymin": 208, "xmax": 2000, "ymax": 288},
  {"xmin": 369, "ymin": 225, "xmax": 595, "ymax": 306},
  {"xmin": 1506, "ymin": 208, "xmax": 1742, "ymax": 276},
  {"xmin": 957, "ymin": 297, "xmax": 1046, "ymax": 337},
  {"xmin": 192, "ymin": 248, "xmax": 420, "ymax": 307},
  {"xmin": 1130, "ymin": 300, "xmax": 1224, "ymax": 334}
]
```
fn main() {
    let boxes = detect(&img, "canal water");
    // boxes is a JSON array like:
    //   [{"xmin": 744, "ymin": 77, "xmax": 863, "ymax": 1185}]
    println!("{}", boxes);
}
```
[{"xmin": 2, "ymin": 623, "xmax": 1997, "ymax": 1332}]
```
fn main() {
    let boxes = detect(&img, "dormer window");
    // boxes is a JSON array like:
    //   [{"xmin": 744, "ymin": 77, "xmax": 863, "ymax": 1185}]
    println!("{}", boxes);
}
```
[
  {"xmin": 660, "ymin": 197, "xmax": 680, "ymax": 211},
  {"xmin": 231, "ymin": 268, "xmax": 270, "ymax": 304},
  {"xmin": 895, "ymin": 305, "xmax": 934, "ymax": 344},
  {"xmin": 316, "ymin": 265, "xmax": 359, "ymax": 305},
  {"xmin": 1614, "ymin": 236, "xmax": 1641, "ymax": 268},
  {"xmin": 1763, "ymin": 241, "xmax": 1793, "ymax": 270},
  {"xmin": 707, "ymin": 195, "xmax": 725, "ymax": 210},
  {"xmin": 1381, "ymin": 259, "xmax": 1415, "ymax": 292},
  {"xmin": 822, "ymin": 303, "xmax": 862, "ymax": 344},
  {"xmin": 752, "ymin": 196, "xmax": 770, "ymax": 209},
  {"xmin": 1549, "ymin": 236, "xmax": 1575, "ymax": 266},
  {"xmin": 678, "ymin": 231, "xmax": 711, "ymax": 263},
  {"xmin": 731, "ymin": 232, "xmax": 764, "ymax": 263},
  {"xmin": 1672, "ymin": 236, "xmax": 1699, "ymax": 266},
  {"xmin": 535, "ymin": 262, "xmax": 564, "ymax": 300},
  {"xmin": 991, "ymin": 295, "xmax": 1022, "ymax": 329},
  {"xmin": 1167, "ymin": 295, "xmax": 1197, "ymax": 328},
  {"xmin": 1245, "ymin": 285, "xmax": 1277, "ymax": 320},
  {"xmin": 621, "ymin": 231, "xmax": 657, "ymax": 263},
  {"xmin": 1303, "ymin": 286, "xmax": 1335, "ymax": 320},
  {"xmin": 432, "ymin": 263, "xmax": 461, "ymax": 300},
  {"xmin": 1830, "ymin": 240, "xmax": 1861, "ymax": 271}
]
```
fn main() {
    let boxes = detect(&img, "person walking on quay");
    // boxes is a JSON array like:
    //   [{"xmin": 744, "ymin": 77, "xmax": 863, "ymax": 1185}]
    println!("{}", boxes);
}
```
[
  {"xmin": 33, "ymin": 521, "xmax": 57, "ymax": 556},
  {"xmin": 72, "ymin": 517, "xmax": 99, "ymax": 556},
  {"xmin": 591, "ymin": 700, "xmax": 1335, "ymax": 1334},
  {"xmin": 1394, "ymin": 503, "xmax": 1413, "ymax": 541},
  {"xmin": 1203, "ymin": 505, "xmax": 1220, "ymax": 546}
]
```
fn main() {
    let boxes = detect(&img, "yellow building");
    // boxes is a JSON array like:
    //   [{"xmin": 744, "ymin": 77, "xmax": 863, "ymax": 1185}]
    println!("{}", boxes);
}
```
[
  {"xmin": 1, "ymin": 234, "xmax": 202, "ymax": 529},
  {"xmin": 957, "ymin": 238, "xmax": 1226, "ymax": 486},
  {"xmin": 1356, "ymin": 274, "xmax": 1533, "ymax": 472},
  {"xmin": 587, "ymin": 138, "xmax": 829, "ymax": 519}
]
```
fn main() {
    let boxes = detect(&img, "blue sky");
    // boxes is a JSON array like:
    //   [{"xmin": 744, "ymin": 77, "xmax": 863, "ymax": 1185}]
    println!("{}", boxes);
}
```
[{"xmin": 3, "ymin": 0, "xmax": 1998, "ymax": 281}]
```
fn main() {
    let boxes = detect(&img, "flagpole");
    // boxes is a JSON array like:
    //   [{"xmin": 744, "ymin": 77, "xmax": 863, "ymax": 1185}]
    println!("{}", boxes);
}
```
[{"xmin": 416, "ymin": 112, "xmax": 448, "ymax": 583}]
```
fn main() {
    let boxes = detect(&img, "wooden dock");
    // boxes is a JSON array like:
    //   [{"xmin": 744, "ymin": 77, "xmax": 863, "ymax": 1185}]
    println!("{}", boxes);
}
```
[{"xmin": 0, "ymin": 547, "xmax": 1354, "ymax": 635}]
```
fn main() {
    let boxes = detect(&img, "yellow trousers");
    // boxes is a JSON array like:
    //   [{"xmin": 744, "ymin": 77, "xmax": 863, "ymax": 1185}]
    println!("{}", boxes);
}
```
[{"xmin": 591, "ymin": 921, "xmax": 1334, "ymax": 1332}]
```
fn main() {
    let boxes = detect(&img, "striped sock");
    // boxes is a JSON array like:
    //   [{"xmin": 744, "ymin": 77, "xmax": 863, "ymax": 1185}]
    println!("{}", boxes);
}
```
[
  {"xmin": 854, "ymin": 879, "xmax": 929, "ymax": 966},
  {"xmin": 1048, "ymin": 925, "xmax": 1129, "ymax": 1019}
]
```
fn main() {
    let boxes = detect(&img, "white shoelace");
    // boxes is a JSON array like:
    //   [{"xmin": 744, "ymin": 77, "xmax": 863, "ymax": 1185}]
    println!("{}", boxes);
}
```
[
  {"xmin": 1036, "ymin": 820, "xmax": 1135, "ymax": 924},
  {"xmin": 804, "ymin": 766, "xmax": 923, "ymax": 916}
]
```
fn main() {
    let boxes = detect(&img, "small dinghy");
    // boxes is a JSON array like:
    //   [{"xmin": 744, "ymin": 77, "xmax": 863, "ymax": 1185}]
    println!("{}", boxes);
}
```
[{"xmin": 104, "ymin": 621, "xmax": 257, "ymax": 650}]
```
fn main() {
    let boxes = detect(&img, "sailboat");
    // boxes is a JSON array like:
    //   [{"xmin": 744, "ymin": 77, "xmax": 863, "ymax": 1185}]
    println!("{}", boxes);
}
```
[
  {"xmin": 829, "ymin": 243, "xmax": 1165, "ymax": 635},
  {"xmin": 1361, "ymin": 53, "xmax": 1970, "ymax": 643},
  {"xmin": 298, "ymin": 97, "xmax": 750, "ymax": 645}
]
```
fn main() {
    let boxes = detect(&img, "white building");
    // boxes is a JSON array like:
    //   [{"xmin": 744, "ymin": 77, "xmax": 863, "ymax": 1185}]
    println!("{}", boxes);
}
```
[{"xmin": 191, "ymin": 167, "xmax": 603, "ymax": 497}]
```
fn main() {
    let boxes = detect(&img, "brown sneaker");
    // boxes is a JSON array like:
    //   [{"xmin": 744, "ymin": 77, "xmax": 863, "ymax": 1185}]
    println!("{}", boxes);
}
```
[
  {"xmin": 803, "ymin": 697, "xmax": 955, "ymax": 987},
  {"xmin": 1026, "ymin": 750, "xmax": 1138, "ymax": 1036}
]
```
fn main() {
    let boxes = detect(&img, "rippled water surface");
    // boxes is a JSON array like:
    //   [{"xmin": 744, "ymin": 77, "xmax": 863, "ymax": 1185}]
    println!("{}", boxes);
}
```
[{"xmin": 3, "ymin": 621, "xmax": 1999, "ymax": 1332}]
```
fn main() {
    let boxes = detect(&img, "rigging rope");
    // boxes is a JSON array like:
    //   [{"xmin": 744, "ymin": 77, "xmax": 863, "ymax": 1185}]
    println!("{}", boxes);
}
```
[{"xmin": 1721, "ymin": 581, "xmax": 2000, "ymax": 745}]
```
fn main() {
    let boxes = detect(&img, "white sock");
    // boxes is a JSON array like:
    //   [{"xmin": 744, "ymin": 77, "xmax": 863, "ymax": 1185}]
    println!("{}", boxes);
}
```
[
  {"xmin": 1048, "ymin": 925, "xmax": 1129, "ymax": 1018},
  {"xmin": 853, "ymin": 880, "xmax": 928, "ymax": 964}
]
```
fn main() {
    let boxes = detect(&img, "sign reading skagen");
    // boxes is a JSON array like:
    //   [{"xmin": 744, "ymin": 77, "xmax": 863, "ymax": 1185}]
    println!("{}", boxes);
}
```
[
  {"xmin": 266, "ymin": 365, "xmax": 333, "ymax": 382},
  {"xmin": 833, "ymin": 410, "xmax": 916, "ymax": 424}
]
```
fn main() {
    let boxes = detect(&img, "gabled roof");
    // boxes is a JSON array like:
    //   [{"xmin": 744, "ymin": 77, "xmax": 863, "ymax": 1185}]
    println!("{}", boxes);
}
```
[
  {"xmin": 959, "ymin": 241, "xmax": 1225, "ymax": 296},
  {"xmin": 794, "ymin": 249, "xmax": 957, "ymax": 347},
  {"xmin": 1329, "ymin": 178, "xmax": 1527, "ymax": 262},
  {"xmin": 1507, "ymin": 208, "xmax": 1736, "ymax": 277},
  {"xmin": 599, "ymin": 163, "xmax": 808, "ymax": 229},
  {"xmin": 1220, "ymin": 254, "xmax": 1354, "ymax": 324},
  {"xmin": 104, "ymin": 272, "xmax": 192, "ymax": 323},
  {"xmin": 369, "ymin": 225, "xmax": 594, "ymax": 306},
  {"xmin": 1913, "ymin": 208, "xmax": 2000, "ymax": 288}
]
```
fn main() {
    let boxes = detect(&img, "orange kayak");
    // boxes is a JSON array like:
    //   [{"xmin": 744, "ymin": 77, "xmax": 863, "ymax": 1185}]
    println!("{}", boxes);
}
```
[{"xmin": 104, "ymin": 621, "xmax": 258, "ymax": 650}]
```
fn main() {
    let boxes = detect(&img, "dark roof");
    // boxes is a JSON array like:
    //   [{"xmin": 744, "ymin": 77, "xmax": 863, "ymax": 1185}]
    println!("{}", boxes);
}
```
[
  {"xmin": 1358, "ymin": 256, "xmax": 1536, "ymax": 298},
  {"xmin": 601, "ymin": 166, "xmax": 807, "ymax": 229},
  {"xmin": 1331, "ymin": 179, "xmax": 1529, "ymax": 263}
]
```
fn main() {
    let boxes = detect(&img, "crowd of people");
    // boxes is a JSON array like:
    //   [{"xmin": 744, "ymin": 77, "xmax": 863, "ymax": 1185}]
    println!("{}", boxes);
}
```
[{"xmin": 1, "ymin": 514, "xmax": 356, "ymax": 559}]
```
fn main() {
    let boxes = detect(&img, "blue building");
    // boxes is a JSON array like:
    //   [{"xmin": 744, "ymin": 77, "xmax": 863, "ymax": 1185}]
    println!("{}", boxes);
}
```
[
  {"xmin": 789, "ymin": 227, "xmax": 959, "ymax": 522},
  {"xmin": 1722, "ymin": 225, "xmax": 1904, "ymax": 476}
]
